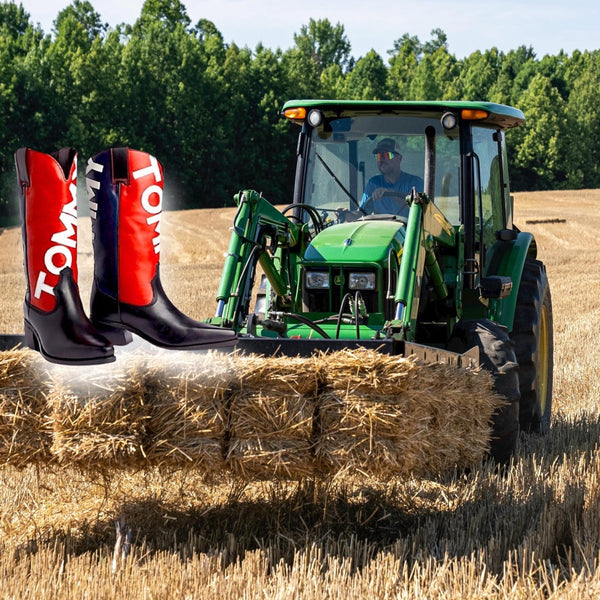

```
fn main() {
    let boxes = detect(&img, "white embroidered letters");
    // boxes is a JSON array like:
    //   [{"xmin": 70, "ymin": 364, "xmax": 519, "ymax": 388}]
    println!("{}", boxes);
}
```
[{"xmin": 133, "ymin": 156, "xmax": 162, "ymax": 254}]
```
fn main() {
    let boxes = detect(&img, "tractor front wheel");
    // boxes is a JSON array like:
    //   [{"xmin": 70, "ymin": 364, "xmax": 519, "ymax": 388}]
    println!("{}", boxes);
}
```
[
  {"xmin": 511, "ymin": 259, "xmax": 554, "ymax": 433},
  {"xmin": 449, "ymin": 319, "xmax": 520, "ymax": 463}
]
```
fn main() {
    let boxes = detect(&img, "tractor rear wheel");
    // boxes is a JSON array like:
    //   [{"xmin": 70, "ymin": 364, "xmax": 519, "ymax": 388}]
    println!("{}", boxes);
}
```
[
  {"xmin": 511, "ymin": 259, "xmax": 553, "ymax": 433},
  {"xmin": 449, "ymin": 319, "xmax": 520, "ymax": 463}
]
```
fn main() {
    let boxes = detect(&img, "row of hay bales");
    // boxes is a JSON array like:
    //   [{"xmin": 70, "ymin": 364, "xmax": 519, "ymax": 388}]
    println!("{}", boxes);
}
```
[{"xmin": 0, "ymin": 347, "xmax": 501, "ymax": 479}]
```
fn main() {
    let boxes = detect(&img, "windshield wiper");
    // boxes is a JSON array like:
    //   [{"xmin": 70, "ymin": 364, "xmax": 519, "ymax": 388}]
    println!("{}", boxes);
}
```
[{"xmin": 315, "ymin": 152, "xmax": 367, "ymax": 215}]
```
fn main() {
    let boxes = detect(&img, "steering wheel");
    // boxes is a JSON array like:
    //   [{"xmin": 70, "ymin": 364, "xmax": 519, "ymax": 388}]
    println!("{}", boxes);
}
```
[
  {"xmin": 362, "ymin": 190, "xmax": 409, "ymax": 218},
  {"xmin": 328, "ymin": 207, "xmax": 364, "ymax": 224},
  {"xmin": 282, "ymin": 203, "xmax": 325, "ymax": 235}
]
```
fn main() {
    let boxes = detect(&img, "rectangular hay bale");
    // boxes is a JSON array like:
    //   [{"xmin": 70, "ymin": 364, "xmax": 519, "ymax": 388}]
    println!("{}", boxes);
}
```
[
  {"xmin": 141, "ymin": 364, "xmax": 233, "ymax": 471},
  {"xmin": 47, "ymin": 362, "xmax": 149, "ymax": 469},
  {"xmin": 315, "ymin": 392, "xmax": 434, "ymax": 476},
  {"xmin": 0, "ymin": 350, "xmax": 52, "ymax": 466},
  {"xmin": 226, "ymin": 438, "xmax": 315, "ymax": 480},
  {"xmin": 314, "ymin": 356, "xmax": 500, "ymax": 477},
  {"xmin": 228, "ymin": 391, "xmax": 316, "ymax": 441}
]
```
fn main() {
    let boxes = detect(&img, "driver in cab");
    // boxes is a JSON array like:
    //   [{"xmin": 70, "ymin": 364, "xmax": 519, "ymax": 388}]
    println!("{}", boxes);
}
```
[{"xmin": 360, "ymin": 138, "xmax": 423, "ymax": 218}]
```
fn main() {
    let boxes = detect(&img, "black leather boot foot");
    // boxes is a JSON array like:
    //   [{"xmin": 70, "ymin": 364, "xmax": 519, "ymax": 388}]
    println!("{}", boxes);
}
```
[
  {"xmin": 24, "ymin": 268, "xmax": 115, "ymax": 365},
  {"xmin": 91, "ymin": 272, "xmax": 237, "ymax": 351}
]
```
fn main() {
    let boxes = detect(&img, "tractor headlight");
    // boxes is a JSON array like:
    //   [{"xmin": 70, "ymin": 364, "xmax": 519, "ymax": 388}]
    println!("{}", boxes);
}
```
[
  {"xmin": 348, "ymin": 272, "xmax": 376, "ymax": 290},
  {"xmin": 441, "ymin": 111, "xmax": 458, "ymax": 130},
  {"xmin": 307, "ymin": 109, "xmax": 324, "ymax": 127},
  {"xmin": 305, "ymin": 271, "xmax": 330, "ymax": 289}
]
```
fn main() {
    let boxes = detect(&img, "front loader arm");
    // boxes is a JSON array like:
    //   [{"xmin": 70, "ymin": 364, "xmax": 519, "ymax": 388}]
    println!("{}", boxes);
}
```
[
  {"xmin": 212, "ymin": 190, "xmax": 303, "ymax": 329},
  {"xmin": 388, "ymin": 190, "xmax": 452, "ymax": 342},
  {"xmin": 393, "ymin": 192, "xmax": 425, "ymax": 336}
]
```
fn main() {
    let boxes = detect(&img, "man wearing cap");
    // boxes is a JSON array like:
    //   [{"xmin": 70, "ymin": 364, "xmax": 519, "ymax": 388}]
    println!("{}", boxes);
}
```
[{"xmin": 360, "ymin": 138, "xmax": 424, "ymax": 217}]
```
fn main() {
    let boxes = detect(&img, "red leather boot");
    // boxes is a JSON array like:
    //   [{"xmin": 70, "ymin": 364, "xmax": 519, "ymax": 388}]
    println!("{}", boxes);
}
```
[
  {"xmin": 87, "ymin": 147, "xmax": 237, "ymax": 350},
  {"xmin": 15, "ymin": 147, "xmax": 114, "ymax": 365}
]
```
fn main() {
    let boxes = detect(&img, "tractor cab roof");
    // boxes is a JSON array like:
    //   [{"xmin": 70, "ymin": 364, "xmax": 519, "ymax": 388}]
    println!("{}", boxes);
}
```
[{"xmin": 282, "ymin": 100, "xmax": 525, "ymax": 130}]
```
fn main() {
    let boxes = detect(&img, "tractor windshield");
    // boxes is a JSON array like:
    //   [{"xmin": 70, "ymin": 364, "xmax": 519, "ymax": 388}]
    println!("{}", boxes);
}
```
[{"xmin": 302, "ymin": 113, "xmax": 461, "ymax": 226}]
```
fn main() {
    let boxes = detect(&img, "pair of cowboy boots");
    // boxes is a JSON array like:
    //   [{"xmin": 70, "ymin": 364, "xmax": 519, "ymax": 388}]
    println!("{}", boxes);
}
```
[{"xmin": 15, "ymin": 146, "xmax": 236, "ymax": 365}]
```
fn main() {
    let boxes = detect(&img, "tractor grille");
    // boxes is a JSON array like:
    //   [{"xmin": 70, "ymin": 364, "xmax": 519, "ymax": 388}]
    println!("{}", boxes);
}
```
[{"xmin": 302, "ymin": 266, "xmax": 390, "ymax": 315}]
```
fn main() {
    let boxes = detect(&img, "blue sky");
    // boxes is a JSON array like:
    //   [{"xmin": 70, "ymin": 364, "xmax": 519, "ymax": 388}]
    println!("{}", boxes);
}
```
[{"xmin": 16, "ymin": 0, "xmax": 600, "ymax": 60}]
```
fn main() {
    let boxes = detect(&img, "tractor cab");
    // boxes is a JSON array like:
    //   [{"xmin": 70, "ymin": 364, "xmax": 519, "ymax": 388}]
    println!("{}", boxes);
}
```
[{"xmin": 283, "ymin": 101, "xmax": 524, "ymax": 290}]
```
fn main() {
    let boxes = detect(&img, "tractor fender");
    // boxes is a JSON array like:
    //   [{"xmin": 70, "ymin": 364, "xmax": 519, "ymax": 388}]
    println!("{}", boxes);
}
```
[{"xmin": 485, "ymin": 231, "xmax": 537, "ymax": 332}]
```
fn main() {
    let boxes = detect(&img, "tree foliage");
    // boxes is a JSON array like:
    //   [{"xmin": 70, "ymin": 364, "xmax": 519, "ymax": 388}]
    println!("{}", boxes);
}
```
[
  {"xmin": 0, "ymin": 2, "xmax": 599, "ymax": 225},
  {"xmin": 293, "ymin": 18, "xmax": 352, "ymax": 74}
]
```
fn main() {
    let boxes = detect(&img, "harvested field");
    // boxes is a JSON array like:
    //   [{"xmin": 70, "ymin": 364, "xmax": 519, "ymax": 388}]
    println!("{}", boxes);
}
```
[{"xmin": 0, "ymin": 189, "xmax": 599, "ymax": 597}]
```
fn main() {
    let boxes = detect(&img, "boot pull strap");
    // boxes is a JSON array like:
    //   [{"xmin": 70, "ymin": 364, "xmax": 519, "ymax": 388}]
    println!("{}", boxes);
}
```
[
  {"xmin": 53, "ymin": 147, "xmax": 77, "ymax": 179},
  {"xmin": 14, "ymin": 148, "xmax": 30, "ymax": 187},
  {"xmin": 51, "ymin": 148, "xmax": 77, "ymax": 179},
  {"xmin": 111, "ymin": 147, "xmax": 130, "ymax": 184}
]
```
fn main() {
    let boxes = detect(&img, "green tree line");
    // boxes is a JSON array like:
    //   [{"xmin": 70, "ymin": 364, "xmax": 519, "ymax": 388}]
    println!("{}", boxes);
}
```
[{"xmin": 1, "ymin": 0, "xmax": 599, "ymax": 225}]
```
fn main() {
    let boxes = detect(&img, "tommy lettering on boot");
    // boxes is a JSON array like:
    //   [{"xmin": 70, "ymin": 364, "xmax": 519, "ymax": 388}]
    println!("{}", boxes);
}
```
[
  {"xmin": 15, "ymin": 147, "xmax": 115, "ymax": 365},
  {"xmin": 88, "ymin": 147, "xmax": 237, "ymax": 350},
  {"xmin": 86, "ymin": 156, "xmax": 102, "ymax": 221},
  {"xmin": 132, "ymin": 154, "xmax": 161, "ymax": 255},
  {"xmin": 33, "ymin": 168, "xmax": 78, "ymax": 302}
]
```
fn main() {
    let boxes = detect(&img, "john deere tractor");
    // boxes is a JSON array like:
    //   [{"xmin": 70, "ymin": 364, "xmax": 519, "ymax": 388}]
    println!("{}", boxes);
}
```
[{"xmin": 207, "ymin": 100, "xmax": 553, "ymax": 461}]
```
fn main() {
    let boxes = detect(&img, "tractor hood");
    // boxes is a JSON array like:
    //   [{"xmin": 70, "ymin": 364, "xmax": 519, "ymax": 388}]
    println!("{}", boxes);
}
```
[{"xmin": 304, "ymin": 220, "xmax": 406, "ymax": 263}]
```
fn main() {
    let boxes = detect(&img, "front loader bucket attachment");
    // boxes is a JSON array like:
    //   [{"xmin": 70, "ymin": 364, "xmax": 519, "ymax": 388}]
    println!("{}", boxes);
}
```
[
  {"xmin": 234, "ymin": 335, "xmax": 479, "ymax": 367},
  {"xmin": 403, "ymin": 342, "xmax": 479, "ymax": 368}
]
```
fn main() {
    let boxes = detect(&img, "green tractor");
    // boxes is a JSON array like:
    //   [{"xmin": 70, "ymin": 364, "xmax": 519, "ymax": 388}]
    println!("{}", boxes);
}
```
[{"xmin": 207, "ymin": 100, "xmax": 553, "ymax": 461}]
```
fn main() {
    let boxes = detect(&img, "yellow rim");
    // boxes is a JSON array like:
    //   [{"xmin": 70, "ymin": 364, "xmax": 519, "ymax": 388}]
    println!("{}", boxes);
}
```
[{"xmin": 538, "ymin": 304, "xmax": 550, "ymax": 414}]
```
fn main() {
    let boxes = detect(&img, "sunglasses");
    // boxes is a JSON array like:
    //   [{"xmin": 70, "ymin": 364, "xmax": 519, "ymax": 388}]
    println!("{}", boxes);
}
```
[{"xmin": 376, "ymin": 152, "xmax": 398, "ymax": 162}]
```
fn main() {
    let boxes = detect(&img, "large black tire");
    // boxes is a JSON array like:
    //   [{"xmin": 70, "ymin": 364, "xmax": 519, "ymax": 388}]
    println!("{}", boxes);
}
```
[
  {"xmin": 511, "ymin": 259, "xmax": 554, "ymax": 433},
  {"xmin": 449, "ymin": 319, "xmax": 521, "ymax": 463}
]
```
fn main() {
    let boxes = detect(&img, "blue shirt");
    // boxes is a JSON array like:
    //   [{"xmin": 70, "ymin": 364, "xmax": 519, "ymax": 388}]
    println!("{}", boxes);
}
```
[{"xmin": 360, "ymin": 172, "xmax": 424, "ymax": 216}]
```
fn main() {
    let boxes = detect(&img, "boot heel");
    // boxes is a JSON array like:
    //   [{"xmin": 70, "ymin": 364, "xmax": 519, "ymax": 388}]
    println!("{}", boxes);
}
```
[
  {"xmin": 23, "ymin": 320, "xmax": 39, "ymax": 351},
  {"xmin": 94, "ymin": 322, "xmax": 133, "ymax": 346}
]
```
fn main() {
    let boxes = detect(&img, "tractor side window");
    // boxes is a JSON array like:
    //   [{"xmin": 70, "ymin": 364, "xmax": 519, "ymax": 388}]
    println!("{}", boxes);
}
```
[
  {"xmin": 498, "ymin": 131, "xmax": 513, "ymax": 228},
  {"xmin": 434, "ymin": 135, "xmax": 461, "ymax": 225},
  {"xmin": 472, "ymin": 127, "xmax": 504, "ymax": 249}
]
